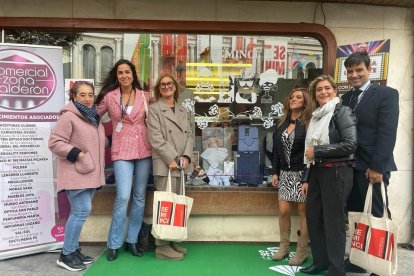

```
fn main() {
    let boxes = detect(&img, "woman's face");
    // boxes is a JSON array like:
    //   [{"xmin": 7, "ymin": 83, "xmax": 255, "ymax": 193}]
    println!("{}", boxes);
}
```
[
  {"xmin": 315, "ymin": 80, "xmax": 337, "ymax": 106},
  {"xmin": 117, "ymin": 63, "xmax": 134, "ymax": 88},
  {"xmin": 159, "ymin": 77, "xmax": 176, "ymax": 99},
  {"xmin": 74, "ymin": 84, "xmax": 94, "ymax": 108},
  {"xmin": 289, "ymin": 90, "xmax": 305, "ymax": 111}
]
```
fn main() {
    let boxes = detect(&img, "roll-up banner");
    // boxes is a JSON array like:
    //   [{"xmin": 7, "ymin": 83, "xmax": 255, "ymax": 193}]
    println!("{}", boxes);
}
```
[{"xmin": 0, "ymin": 43, "xmax": 65, "ymax": 260}]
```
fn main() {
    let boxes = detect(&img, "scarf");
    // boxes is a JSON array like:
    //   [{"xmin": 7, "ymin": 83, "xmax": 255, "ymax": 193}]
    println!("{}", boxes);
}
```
[
  {"xmin": 304, "ymin": 97, "xmax": 340, "ymax": 165},
  {"xmin": 73, "ymin": 101, "xmax": 100, "ymax": 128}
]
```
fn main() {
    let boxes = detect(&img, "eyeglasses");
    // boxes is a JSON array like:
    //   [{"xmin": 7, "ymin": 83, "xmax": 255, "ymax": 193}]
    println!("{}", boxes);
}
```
[{"xmin": 160, "ymin": 82, "xmax": 174, "ymax": 89}]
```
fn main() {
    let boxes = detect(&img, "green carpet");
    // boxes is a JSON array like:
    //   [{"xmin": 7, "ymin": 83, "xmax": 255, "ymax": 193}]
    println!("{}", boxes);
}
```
[{"xmin": 84, "ymin": 244, "xmax": 323, "ymax": 276}]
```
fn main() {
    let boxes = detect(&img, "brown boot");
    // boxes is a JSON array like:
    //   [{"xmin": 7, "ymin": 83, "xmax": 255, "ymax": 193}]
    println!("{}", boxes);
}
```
[
  {"xmin": 155, "ymin": 245, "xmax": 184, "ymax": 260},
  {"xmin": 171, "ymin": 242, "xmax": 187, "ymax": 255},
  {"xmin": 272, "ymin": 230, "xmax": 291, "ymax": 261},
  {"xmin": 288, "ymin": 234, "xmax": 309, "ymax": 265}
]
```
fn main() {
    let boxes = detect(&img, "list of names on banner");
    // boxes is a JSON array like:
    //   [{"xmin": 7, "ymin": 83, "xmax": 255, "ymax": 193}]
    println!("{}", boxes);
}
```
[{"xmin": 0, "ymin": 122, "xmax": 54, "ymax": 250}]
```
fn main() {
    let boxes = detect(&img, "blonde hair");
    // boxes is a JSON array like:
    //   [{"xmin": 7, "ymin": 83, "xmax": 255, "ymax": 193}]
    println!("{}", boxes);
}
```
[
  {"xmin": 153, "ymin": 73, "xmax": 181, "ymax": 101},
  {"xmin": 308, "ymin": 75, "xmax": 337, "ymax": 107}
]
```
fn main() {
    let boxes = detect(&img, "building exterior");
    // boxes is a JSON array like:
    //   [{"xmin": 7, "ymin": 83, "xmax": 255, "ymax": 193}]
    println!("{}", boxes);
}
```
[{"xmin": 0, "ymin": 0, "xmax": 412, "ymax": 244}]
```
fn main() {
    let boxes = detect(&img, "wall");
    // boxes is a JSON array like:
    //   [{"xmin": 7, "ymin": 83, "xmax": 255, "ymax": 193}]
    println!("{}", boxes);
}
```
[{"xmin": 1, "ymin": 0, "xmax": 412, "ymax": 242}]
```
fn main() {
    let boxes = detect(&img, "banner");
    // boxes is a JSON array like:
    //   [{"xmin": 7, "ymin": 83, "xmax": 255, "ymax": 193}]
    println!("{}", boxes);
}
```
[
  {"xmin": 0, "ymin": 43, "xmax": 64, "ymax": 260},
  {"xmin": 334, "ymin": 39, "xmax": 390, "ymax": 93}
]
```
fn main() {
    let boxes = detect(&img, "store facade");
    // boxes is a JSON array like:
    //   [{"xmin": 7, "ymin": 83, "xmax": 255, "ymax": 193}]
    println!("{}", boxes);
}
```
[{"xmin": 0, "ymin": 0, "xmax": 412, "ymax": 243}]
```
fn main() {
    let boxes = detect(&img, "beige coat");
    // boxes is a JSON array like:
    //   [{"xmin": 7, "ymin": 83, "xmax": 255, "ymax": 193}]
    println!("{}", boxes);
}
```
[{"xmin": 147, "ymin": 98, "xmax": 193, "ymax": 177}]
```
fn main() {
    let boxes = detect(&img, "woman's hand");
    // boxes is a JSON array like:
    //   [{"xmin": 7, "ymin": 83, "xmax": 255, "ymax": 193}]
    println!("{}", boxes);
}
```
[
  {"xmin": 366, "ymin": 168, "xmax": 383, "ymax": 184},
  {"xmin": 77, "ymin": 152, "xmax": 86, "ymax": 159},
  {"xmin": 168, "ymin": 159, "xmax": 178, "ymax": 169},
  {"xmin": 272, "ymin": 175, "xmax": 278, "ymax": 188},
  {"xmin": 180, "ymin": 156, "xmax": 190, "ymax": 169},
  {"xmin": 305, "ymin": 147, "xmax": 314, "ymax": 160},
  {"xmin": 301, "ymin": 182, "xmax": 309, "ymax": 196}
]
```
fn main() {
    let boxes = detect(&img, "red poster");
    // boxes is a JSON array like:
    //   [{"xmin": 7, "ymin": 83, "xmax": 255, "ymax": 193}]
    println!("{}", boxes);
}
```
[
  {"xmin": 368, "ymin": 228, "xmax": 388, "ymax": 259},
  {"xmin": 351, "ymin": 223, "xmax": 369, "ymax": 251},
  {"xmin": 157, "ymin": 201, "xmax": 173, "ymax": 225},
  {"xmin": 173, "ymin": 203, "xmax": 187, "ymax": 227}
]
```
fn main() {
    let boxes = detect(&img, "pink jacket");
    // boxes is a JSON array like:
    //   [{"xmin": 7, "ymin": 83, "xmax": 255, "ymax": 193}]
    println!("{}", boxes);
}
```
[
  {"xmin": 48, "ymin": 102, "xmax": 106, "ymax": 191},
  {"xmin": 97, "ymin": 88, "xmax": 152, "ymax": 161}
]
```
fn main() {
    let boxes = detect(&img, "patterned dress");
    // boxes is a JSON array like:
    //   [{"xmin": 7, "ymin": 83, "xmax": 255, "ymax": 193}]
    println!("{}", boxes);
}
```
[{"xmin": 278, "ymin": 129, "xmax": 306, "ymax": 202}]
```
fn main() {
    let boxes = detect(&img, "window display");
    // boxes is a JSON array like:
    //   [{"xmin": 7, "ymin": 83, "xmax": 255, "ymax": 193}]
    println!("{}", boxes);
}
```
[{"xmin": 4, "ymin": 30, "xmax": 324, "ymax": 188}]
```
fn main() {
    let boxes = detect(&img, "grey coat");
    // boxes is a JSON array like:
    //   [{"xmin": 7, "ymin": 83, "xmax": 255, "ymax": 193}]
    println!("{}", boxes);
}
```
[{"xmin": 147, "ymin": 97, "xmax": 193, "ymax": 177}]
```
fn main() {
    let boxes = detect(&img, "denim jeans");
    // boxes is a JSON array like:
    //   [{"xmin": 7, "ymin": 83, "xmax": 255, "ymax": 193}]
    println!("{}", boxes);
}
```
[
  {"xmin": 63, "ymin": 188, "xmax": 96, "ymax": 255},
  {"xmin": 107, "ymin": 157, "xmax": 151, "ymax": 249}
]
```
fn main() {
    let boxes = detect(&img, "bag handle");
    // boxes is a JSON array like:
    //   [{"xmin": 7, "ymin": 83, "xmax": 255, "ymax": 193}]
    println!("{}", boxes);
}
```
[
  {"xmin": 362, "ymin": 181, "xmax": 389, "ymax": 218},
  {"xmin": 167, "ymin": 168, "xmax": 186, "ymax": 196}
]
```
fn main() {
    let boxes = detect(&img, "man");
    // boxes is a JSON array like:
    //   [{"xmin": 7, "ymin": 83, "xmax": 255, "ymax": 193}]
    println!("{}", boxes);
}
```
[{"xmin": 342, "ymin": 51, "xmax": 399, "ymax": 273}]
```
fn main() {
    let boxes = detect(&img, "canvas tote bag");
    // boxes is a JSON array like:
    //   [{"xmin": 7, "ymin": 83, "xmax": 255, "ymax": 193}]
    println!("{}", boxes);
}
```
[
  {"xmin": 348, "ymin": 182, "xmax": 398, "ymax": 276},
  {"xmin": 151, "ymin": 169, "xmax": 193, "ymax": 242}
]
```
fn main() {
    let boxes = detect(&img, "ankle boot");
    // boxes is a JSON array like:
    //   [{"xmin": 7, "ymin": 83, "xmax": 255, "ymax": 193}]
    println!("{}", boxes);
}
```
[
  {"xmin": 171, "ymin": 242, "xmax": 187, "ymax": 255},
  {"xmin": 288, "ymin": 234, "xmax": 309, "ymax": 265},
  {"xmin": 125, "ymin": 242, "xmax": 143, "ymax": 257},
  {"xmin": 155, "ymin": 245, "xmax": 184, "ymax": 261},
  {"xmin": 272, "ymin": 230, "xmax": 291, "ymax": 261}
]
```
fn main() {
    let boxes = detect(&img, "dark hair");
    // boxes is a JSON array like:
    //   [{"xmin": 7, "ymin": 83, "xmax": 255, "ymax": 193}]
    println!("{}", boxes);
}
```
[
  {"xmin": 153, "ymin": 72, "xmax": 181, "ymax": 102},
  {"xmin": 95, "ymin": 59, "xmax": 143, "ymax": 105},
  {"xmin": 69, "ymin": 81, "xmax": 94, "ymax": 101},
  {"xmin": 344, "ymin": 51, "xmax": 371, "ymax": 69},
  {"xmin": 308, "ymin": 75, "xmax": 337, "ymax": 107},
  {"xmin": 277, "ymin": 88, "xmax": 314, "ymax": 129}
]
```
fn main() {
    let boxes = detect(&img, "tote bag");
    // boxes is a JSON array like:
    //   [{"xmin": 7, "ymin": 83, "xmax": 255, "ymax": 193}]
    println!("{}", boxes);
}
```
[
  {"xmin": 151, "ymin": 169, "xmax": 193, "ymax": 242},
  {"xmin": 348, "ymin": 182, "xmax": 398, "ymax": 276}
]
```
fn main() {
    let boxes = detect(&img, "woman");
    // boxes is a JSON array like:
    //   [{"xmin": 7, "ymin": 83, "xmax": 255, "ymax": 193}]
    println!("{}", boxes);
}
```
[
  {"xmin": 147, "ymin": 73, "xmax": 193, "ymax": 261},
  {"xmin": 271, "ymin": 88, "xmax": 314, "ymax": 265},
  {"xmin": 95, "ymin": 59, "xmax": 152, "ymax": 261},
  {"xmin": 49, "ymin": 81, "xmax": 106, "ymax": 271},
  {"xmin": 299, "ymin": 75, "xmax": 357, "ymax": 276}
]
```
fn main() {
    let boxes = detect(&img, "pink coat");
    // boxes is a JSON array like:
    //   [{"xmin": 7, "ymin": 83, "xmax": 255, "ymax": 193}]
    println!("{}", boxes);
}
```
[
  {"xmin": 97, "ymin": 88, "xmax": 152, "ymax": 161},
  {"xmin": 48, "ymin": 102, "xmax": 106, "ymax": 191}
]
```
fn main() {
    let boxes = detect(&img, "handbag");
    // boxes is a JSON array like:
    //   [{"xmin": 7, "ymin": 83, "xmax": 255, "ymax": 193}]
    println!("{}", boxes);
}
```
[
  {"xmin": 151, "ymin": 169, "xmax": 193, "ymax": 242},
  {"xmin": 348, "ymin": 182, "xmax": 398, "ymax": 276}
]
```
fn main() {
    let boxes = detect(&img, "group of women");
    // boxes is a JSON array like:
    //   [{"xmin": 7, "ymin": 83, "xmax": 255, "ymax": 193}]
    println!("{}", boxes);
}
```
[
  {"xmin": 271, "ymin": 75, "xmax": 357, "ymax": 276},
  {"xmin": 49, "ymin": 56, "xmax": 355, "ymax": 275},
  {"xmin": 49, "ymin": 59, "xmax": 192, "ymax": 272}
]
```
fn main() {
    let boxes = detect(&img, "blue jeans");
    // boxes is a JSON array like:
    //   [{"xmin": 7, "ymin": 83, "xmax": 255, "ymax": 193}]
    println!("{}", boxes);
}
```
[
  {"xmin": 63, "ymin": 189, "xmax": 95, "ymax": 255},
  {"xmin": 107, "ymin": 157, "xmax": 151, "ymax": 249}
]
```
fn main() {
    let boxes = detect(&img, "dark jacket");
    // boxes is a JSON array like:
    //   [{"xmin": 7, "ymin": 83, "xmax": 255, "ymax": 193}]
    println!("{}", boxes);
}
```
[
  {"xmin": 302, "ymin": 103, "xmax": 357, "ymax": 182},
  {"xmin": 272, "ymin": 118, "xmax": 307, "ymax": 175},
  {"xmin": 341, "ymin": 82, "xmax": 398, "ymax": 173}
]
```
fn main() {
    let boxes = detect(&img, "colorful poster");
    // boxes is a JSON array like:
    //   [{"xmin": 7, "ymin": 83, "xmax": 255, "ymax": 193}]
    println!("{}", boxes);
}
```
[
  {"xmin": 263, "ymin": 40, "xmax": 288, "ymax": 78},
  {"xmin": 334, "ymin": 39, "xmax": 390, "ymax": 93},
  {"xmin": 0, "ymin": 44, "xmax": 64, "ymax": 260}
]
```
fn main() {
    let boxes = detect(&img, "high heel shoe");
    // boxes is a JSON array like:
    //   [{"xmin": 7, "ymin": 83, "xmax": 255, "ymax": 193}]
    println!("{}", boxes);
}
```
[
  {"xmin": 107, "ymin": 248, "xmax": 118, "ymax": 261},
  {"xmin": 125, "ymin": 242, "xmax": 143, "ymax": 257}
]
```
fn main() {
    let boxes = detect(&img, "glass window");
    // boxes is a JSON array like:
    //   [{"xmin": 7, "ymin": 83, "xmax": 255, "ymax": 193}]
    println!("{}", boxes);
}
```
[
  {"xmin": 100, "ymin": 46, "xmax": 114, "ymax": 81},
  {"xmin": 82, "ymin": 44, "xmax": 96, "ymax": 79}
]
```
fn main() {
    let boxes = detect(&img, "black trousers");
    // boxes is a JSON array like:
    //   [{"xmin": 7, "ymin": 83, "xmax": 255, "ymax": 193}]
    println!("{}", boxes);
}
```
[
  {"xmin": 306, "ymin": 166, "xmax": 353, "ymax": 276},
  {"xmin": 346, "ymin": 169, "xmax": 391, "ymax": 218}
]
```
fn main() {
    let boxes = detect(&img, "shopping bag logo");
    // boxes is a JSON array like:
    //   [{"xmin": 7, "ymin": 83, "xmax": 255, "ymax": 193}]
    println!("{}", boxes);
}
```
[
  {"xmin": 157, "ymin": 201, "xmax": 173, "ymax": 225},
  {"xmin": 368, "ymin": 228, "xmax": 395, "ymax": 261},
  {"xmin": 351, "ymin": 222, "xmax": 369, "ymax": 251},
  {"xmin": 173, "ymin": 203, "xmax": 187, "ymax": 227}
]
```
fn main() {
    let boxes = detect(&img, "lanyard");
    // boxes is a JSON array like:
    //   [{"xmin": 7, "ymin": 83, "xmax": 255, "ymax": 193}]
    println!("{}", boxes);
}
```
[{"xmin": 120, "ymin": 88, "xmax": 133, "ymax": 118}]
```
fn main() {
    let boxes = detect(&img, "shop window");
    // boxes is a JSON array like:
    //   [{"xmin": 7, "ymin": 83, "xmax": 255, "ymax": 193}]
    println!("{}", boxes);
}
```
[{"xmin": 4, "ymin": 28, "xmax": 327, "ymax": 189}]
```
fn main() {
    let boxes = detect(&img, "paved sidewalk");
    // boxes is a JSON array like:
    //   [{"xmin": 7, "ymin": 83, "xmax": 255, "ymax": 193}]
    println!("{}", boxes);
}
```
[{"xmin": 0, "ymin": 245, "xmax": 413, "ymax": 275}]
